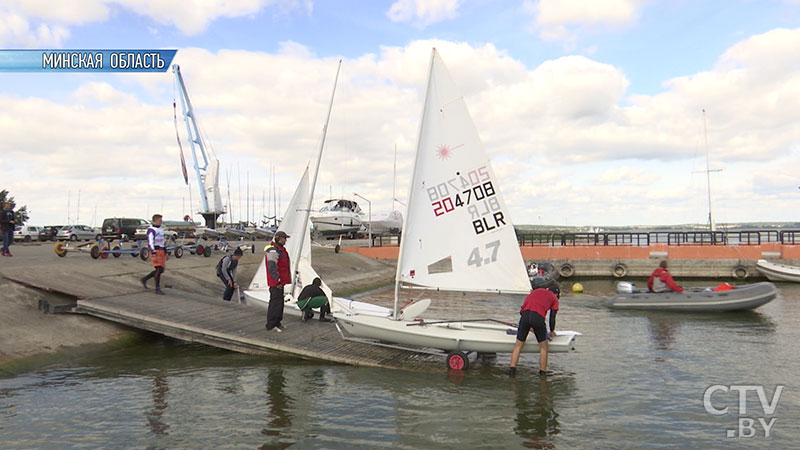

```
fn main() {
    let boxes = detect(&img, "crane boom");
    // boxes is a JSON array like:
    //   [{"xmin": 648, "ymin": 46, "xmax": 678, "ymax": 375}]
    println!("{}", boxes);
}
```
[{"xmin": 173, "ymin": 64, "xmax": 225, "ymax": 228}]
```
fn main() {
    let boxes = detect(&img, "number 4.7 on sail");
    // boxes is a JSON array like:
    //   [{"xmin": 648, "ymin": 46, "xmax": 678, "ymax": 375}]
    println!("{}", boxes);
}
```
[{"xmin": 467, "ymin": 240, "xmax": 501, "ymax": 268}]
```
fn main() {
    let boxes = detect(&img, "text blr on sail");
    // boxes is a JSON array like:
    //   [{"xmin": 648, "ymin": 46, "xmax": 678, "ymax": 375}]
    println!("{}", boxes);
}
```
[{"xmin": 427, "ymin": 164, "xmax": 506, "ymax": 235}]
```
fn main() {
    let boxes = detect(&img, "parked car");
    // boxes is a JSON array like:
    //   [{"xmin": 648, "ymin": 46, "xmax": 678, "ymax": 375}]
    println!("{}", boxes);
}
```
[
  {"xmin": 39, "ymin": 225, "xmax": 64, "ymax": 242},
  {"xmin": 102, "ymin": 217, "xmax": 149, "ymax": 241},
  {"xmin": 57, "ymin": 225, "xmax": 101, "ymax": 242},
  {"xmin": 134, "ymin": 223, "xmax": 178, "ymax": 242},
  {"xmin": 14, "ymin": 225, "xmax": 43, "ymax": 242}
]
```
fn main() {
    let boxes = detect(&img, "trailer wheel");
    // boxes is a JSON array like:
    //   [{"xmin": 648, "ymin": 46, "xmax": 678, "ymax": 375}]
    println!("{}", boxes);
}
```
[
  {"xmin": 90, "ymin": 244, "xmax": 100, "ymax": 259},
  {"xmin": 203, "ymin": 246, "xmax": 212, "ymax": 257},
  {"xmin": 131, "ymin": 249, "xmax": 139, "ymax": 258},
  {"xmin": 140, "ymin": 247, "xmax": 150, "ymax": 261},
  {"xmin": 446, "ymin": 351, "xmax": 469, "ymax": 371},
  {"xmin": 54, "ymin": 242, "xmax": 67, "ymax": 257},
  {"xmin": 196, "ymin": 244, "xmax": 205, "ymax": 256},
  {"xmin": 251, "ymin": 245, "xmax": 255, "ymax": 254},
  {"xmin": 112, "ymin": 245, "xmax": 122, "ymax": 258},
  {"xmin": 174, "ymin": 246, "xmax": 184, "ymax": 258},
  {"xmin": 334, "ymin": 244, "xmax": 341, "ymax": 254},
  {"xmin": 100, "ymin": 246, "xmax": 110, "ymax": 259}
]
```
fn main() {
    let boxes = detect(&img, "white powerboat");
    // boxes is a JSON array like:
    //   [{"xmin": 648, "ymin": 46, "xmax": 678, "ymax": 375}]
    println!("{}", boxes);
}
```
[
  {"xmin": 756, "ymin": 259, "xmax": 800, "ymax": 283},
  {"xmin": 310, "ymin": 199, "xmax": 364, "ymax": 237},
  {"xmin": 332, "ymin": 49, "xmax": 580, "ymax": 368},
  {"xmin": 363, "ymin": 210, "xmax": 403, "ymax": 235}
]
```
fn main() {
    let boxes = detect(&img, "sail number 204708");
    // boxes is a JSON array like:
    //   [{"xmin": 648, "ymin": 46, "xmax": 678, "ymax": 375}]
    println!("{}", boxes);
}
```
[{"xmin": 427, "ymin": 165, "xmax": 507, "ymax": 235}]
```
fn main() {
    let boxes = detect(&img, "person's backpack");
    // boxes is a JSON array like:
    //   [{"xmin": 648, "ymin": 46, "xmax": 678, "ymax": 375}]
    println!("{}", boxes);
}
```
[{"xmin": 215, "ymin": 255, "xmax": 227, "ymax": 276}]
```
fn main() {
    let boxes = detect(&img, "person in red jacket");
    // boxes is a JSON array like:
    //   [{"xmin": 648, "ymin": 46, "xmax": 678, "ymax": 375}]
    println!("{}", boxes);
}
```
[
  {"xmin": 264, "ymin": 230, "xmax": 291, "ymax": 332},
  {"xmin": 647, "ymin": 260, "xmax": 683, "ymax": 293},
  {"xmin": 509, "ymin": 285, "xmax": 560, "ymax": 377}
]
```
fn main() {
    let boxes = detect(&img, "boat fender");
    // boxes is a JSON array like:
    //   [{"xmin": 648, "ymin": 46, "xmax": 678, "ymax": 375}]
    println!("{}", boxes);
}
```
[
  {"xmin": 612, "ymin": 263, "xmax": 628, "ymax": 278},
  {"xmin": 732, "ymin": 266, "xmax": 748, "ymax": 280},
  {"xmin": 558, "ymin": 263, "xmax": 575, "ymax": 278}
]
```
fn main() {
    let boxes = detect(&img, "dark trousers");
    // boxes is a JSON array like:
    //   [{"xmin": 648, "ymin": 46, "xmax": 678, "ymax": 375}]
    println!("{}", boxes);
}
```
[
  {"xmin": 266, "ymin": 286, "xmax": 284, "ymax": 329},
  {"xmin": 219, "ymin": 274, "xmax": 235, "ymax": 301},
  {"xmin": 1, "ymin": 229, "xmax": 11, "ymax": 253},
  {"xmin": 142, "ymin": 266, "xmax": 164, "ymax": 289}
]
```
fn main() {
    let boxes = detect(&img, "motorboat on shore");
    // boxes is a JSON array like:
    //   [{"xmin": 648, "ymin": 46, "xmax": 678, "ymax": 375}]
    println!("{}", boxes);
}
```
[
  {"xmin": 528, "ymin": 261, "xmax": 558, "ymax": 289},
  {"xmin": 310, "ymin": 199, "xmax": 364, "ymax": 237},
  {"xmin": 755, "ymin": 259, "xmax": 800, "ymax": 283},
  {"xmin": 363, "ymin": 210, "xmax": 403, "ymax": 235},
  {"xmin": 607, "ymin": 281, "xmax": 778, "ymax": 312}
]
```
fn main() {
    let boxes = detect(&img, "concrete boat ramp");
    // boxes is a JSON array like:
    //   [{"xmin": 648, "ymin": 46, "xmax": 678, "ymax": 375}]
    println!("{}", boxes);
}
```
[{"xmin": 1, "ymin": 249, "xmax": 443, "ymax": 372}]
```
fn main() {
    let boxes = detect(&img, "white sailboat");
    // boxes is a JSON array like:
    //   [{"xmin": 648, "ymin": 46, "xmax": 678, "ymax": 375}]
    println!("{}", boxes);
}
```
[
  {"xmin": 244, "ymin": 61, "xmax": 390, "ymax": 318},
  {"xmin": 331, "ymin": 49, "xmax": 579, "ymax": 365}
]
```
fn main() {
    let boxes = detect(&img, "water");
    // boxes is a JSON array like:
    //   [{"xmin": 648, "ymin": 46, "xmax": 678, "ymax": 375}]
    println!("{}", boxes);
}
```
[{"xmin": 2, "ymin": 280, "xmax": 799, "ymax": 448}]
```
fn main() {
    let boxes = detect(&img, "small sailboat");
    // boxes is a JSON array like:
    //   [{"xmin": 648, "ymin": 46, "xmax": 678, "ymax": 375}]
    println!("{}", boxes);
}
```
[
  {"xmin": 331, "ymin": 49, "xmax": 579, "ymax": 368},
  {"xmin": 244, "ymin": 61, "xmax": 390, "ymax": 318}
]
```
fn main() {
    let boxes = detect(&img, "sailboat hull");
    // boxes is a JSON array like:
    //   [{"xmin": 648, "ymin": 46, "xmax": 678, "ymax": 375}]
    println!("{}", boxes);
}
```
[
  {"xmin": 244, "ymin": 289, "xmax": 391, "ymax": 318},
  {"xmin": 332, "ymin": 312, "xmax": 578, "ymax": 354}
]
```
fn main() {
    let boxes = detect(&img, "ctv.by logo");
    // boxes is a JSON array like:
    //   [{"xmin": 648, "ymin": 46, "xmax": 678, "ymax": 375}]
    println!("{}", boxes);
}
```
[{"xmin": 703, "ymin": 385, "xmax": 784, "ymax": 438}]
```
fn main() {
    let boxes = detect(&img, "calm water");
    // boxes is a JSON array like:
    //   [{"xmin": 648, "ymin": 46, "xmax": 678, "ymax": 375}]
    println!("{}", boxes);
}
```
[{"xmin": 1, "ymin": 280, "xmax": 799, "ymax": 448}]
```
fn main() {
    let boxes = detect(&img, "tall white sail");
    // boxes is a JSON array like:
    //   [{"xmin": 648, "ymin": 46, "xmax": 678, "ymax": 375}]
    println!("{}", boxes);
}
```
[
  {"xmin": 247, "ymin": 166, "xmax": 331, "ymax": 298},
  {"xmin": 247, "ymin": 60, "xmax": 342, "ymax": 301},
  {"xmin": 396, "ymin": 49, "xmax": 529, "ymax": 295}
]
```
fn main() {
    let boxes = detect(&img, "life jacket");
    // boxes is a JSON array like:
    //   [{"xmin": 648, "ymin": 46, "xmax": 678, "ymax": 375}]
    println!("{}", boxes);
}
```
[
  {"xmin": 265, "ymin": 242, "xmax": 291, "ymax": 287},
  {"xmin": 147, "ymin": 225, "xmax": 165, "ymax": 251}
]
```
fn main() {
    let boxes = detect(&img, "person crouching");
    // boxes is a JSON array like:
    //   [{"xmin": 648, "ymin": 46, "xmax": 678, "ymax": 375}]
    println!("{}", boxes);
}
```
[
  {"xmin": 217, "ymin": 247, "xmax": 243, "ymax": 301},
  {"xmin": 297, "ymin": 277, "xmax": 332, "ymax": 323}
]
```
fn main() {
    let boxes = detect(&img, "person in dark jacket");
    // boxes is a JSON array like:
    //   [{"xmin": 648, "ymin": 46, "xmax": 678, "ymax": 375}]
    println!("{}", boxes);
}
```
[
  {"xmin": 1, "ymin": 202, "xmax": 16, "ymax": 257},
  {"xmin": 264, "ymin": 230, "xmax": 291, "ymax": 332},
  {"xmin": 217, "ymin": 247, "xmax": 243, "ymax": 301},
  {"xmin": 647, "ymin": 260, "xmax": 683, "ymax": 293},
  {"xmin": 297, "ymin": 277, "xmax": 332, "ymax": 323},
  {"xmin": 509, "ymin": 285, "xmax": 560, "ymax": 377}
]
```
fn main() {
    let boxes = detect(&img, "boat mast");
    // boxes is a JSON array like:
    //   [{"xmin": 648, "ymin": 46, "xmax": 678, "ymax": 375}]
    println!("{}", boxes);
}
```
[
  {"xmin": 290, "ymin": 59, "xmax": 342, "ymax": 299},
  {"xmin": 392, "ymin": 143, "xmax": 397, "ymax": 211},
  {"xmin": 701, "ymin": 109, "xmax": 721, "ymax": 232},
  {"xmin": 393, "ymin": 48, "xmax": 437, "ymax": 320}
]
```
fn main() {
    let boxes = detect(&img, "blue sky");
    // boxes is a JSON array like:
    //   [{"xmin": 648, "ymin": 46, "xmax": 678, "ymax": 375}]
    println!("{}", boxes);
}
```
[{"xmin": 1, "ymin": 0, "xmax": 800, "ymax": 227}]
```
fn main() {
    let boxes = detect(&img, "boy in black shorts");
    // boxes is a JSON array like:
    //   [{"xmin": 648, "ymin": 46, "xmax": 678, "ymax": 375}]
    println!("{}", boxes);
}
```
[{"xmin": 509, "ymin": 285, "xmax": 560, "ymax": 377}]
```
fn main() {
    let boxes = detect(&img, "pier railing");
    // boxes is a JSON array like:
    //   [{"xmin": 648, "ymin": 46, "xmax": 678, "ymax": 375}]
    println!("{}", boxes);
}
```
[{"xmin": 517, "ymin": 230, "xmax": 798, "ymax": 247}]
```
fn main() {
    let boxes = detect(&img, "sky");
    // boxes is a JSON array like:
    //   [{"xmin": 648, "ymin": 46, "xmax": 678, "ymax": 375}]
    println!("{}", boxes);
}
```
[{"xmin": 1, "ymin": 0, "xmax": 800, "ymax": 227}]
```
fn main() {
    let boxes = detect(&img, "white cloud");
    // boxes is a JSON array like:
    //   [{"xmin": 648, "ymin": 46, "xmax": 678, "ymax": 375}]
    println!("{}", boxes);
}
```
[
  {"xmin": 594, "ymin": 166, "xmax": 658, "ymax": 186},
  {"xmin": 0, "ymin": 11, "xmax": 70, "ymax": 47},
  {"xmin": 4, "ymin": 29, "xmax": 800, "ymax": 227},
  {"xmin": 525, "ymin": 0, "xmax": 647, "ymax": 44},
  {"xmin": 0, "ymin": 0, "xmax": 311, "ymax": 46},
  {"xmin": 387, "ymin": 0, "xmax": 460, "ymax": 27}
]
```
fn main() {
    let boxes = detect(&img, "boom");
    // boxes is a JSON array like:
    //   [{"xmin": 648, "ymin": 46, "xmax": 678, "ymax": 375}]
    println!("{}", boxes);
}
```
[{"xmin": 173, "ymin": 64, "xmax": 225, "ymax": 228}]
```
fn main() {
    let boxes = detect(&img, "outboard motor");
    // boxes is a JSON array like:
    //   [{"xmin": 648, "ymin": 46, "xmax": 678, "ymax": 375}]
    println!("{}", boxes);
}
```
[{"xmin": 616, "ymin": 281, "xmax": 635, "ymax": 294}]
